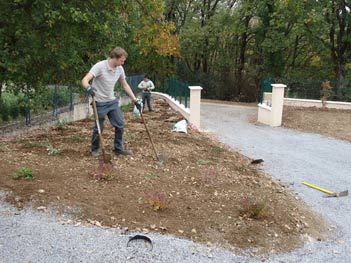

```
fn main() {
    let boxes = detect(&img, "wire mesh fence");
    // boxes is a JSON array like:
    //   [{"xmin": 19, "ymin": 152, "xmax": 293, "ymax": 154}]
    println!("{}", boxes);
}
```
[
  {"xmin": 0, "ymin": 85, "xmax": 84, "ymax": 126},
  {"xmin": 274, "ymin": 78, "xmax": 351, "ymax": 102},
  {"xmin": 122, "ymin": 75, "xmax": 190, "ymax": 108},
  {"xmin": 0, "ymin": 74, "xmax": 191, "ymax": 127}
]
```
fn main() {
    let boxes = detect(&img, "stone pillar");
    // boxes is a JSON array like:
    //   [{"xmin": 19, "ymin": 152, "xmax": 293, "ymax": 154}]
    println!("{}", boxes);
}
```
[
  {"xmin": 257, "ymin": 83, "xmax": 286, "ymax": 127},
  {"xmin": 189, "ymin": 86, "xmax": 203, "ymax": 129},
  {"xmin": 271, "ymin": 84, "xmax": 286, "ymax": 126}
]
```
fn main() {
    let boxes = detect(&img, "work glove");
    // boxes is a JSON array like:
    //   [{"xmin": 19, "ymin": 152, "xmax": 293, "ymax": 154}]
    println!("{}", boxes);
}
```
[
  {"xmin": 134, "ymin": 98, "xmax": 142, "ymax": 112},
  {"xmin": 87, "ymin": 86, "xmax": 97, "ymax": 97}
]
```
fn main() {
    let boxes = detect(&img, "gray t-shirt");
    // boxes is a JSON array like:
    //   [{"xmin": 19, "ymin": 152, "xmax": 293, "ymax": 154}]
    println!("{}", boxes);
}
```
[{"xmin": 90, "ymin": 59, "xmax": 126, "ymax": 102}]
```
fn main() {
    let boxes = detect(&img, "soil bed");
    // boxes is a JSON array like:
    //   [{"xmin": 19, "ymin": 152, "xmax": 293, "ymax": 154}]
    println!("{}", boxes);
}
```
[
  {"xmin": 282, "ymin": 106, "xmax": 351, "ymax": 142},
  {"xmin": 0, "ymin": 99, "xmax": 328, "ymax": 255}
]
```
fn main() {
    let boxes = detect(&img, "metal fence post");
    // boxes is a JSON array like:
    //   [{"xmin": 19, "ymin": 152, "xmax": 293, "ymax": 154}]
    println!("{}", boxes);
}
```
[
  {"xmin": 25, "ymin": 95, "xmax": 31, "ymax": 126},
  {"xmin": 69, "ymin": 85, "xmax": 74, "ymax": 111},
  {"xmin": 53, "ymin": 84, "xmax": 58, "ymax": 117},
  {"xmin": 185, "ymin": 81, "xmax": 188, "ymax": 107}
]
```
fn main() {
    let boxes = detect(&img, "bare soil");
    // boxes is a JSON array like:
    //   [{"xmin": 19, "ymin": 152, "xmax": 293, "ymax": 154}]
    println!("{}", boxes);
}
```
[
  {"xmin": 0, "ymin": 99, "xmax": 333, "ymax": 256},
  {"xmin": 282, "ymin": 106, "xmax": 351, "ymax": 143}
]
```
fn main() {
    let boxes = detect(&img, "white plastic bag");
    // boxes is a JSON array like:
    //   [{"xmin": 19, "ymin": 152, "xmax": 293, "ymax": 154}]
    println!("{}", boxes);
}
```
[
  {"xmin": 133, "ymin": 105, "xmax": 141, "ymax": 118},
  {"xmin": 172, "ymin": 119, "xmax": 188, "ymax": 133},
  {"xmin": 133, "ymin": 99, "xmax": 143, "ymax": 118}
]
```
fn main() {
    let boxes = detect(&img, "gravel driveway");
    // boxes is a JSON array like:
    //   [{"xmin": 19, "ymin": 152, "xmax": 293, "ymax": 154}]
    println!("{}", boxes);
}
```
[{"xmin": 1, "ymin": 102, "xmax": 350, "ymax": 263}]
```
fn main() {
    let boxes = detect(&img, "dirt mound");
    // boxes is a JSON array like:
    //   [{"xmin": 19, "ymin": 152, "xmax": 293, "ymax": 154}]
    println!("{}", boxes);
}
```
[{"xmin": 0, "ymin": 99, "xmax": 328, "ymax": 255}]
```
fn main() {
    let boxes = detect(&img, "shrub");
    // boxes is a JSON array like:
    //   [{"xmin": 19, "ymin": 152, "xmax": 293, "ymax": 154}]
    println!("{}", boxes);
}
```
[
  {"xmin": 0, "ymin": 99, "xmax": 9, "ymax": 121},
  {"xmin": 0, "ymin": 92, "xmax": 27, "ymax": 122},
  {"xmin": 144, "ymin": 192, "xmax": 167, "ymax": 211}
]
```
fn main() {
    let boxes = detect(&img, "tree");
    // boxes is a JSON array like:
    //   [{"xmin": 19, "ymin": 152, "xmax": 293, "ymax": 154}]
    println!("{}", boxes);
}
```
[
  {"xmin": 303, "ymin": 0, "xmax": 351, "ymax": 99},
  {"xmin": 0, "ymin": 0, "xmax": 128, "ymax": 92},
  {"xmin": 120, "ymin": 0, "xmax": 181, "ymax": 76}
]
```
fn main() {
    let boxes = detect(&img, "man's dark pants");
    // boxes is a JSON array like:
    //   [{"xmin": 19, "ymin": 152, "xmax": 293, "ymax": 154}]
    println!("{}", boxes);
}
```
[
  {"xmin": 91, "ymin": 100, "xmax": 124, "ymax": 152},
  {"xmin": 142, "ymin": 92, "xmax": 152, "ymax": 111}
]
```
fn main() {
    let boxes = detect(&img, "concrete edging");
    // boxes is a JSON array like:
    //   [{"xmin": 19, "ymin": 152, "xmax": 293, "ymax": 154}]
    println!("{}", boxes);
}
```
[{"xmin": 284, "ymin": 98, "xmax": 351, "ymax": 110}]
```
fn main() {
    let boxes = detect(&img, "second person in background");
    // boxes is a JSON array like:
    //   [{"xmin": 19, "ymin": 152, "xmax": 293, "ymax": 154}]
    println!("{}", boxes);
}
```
[{"xmin": 138, "ymin": 75, "xmax": 155, "ymax": 112}]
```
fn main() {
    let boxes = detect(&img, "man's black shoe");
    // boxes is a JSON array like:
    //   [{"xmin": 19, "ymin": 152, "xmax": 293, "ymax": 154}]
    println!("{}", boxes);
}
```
[
  {"xmin": 114, "ymin": 149, "xmax": 132, "ymax": 156},
  {"xmin": 91, "ymin": 150, "xmax": 99, "ymax": 157}
]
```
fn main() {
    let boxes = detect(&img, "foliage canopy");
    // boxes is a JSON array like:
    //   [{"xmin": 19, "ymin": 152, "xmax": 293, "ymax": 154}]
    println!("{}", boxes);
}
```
[{"xmin": 1, "ymin": 0, "xmax": 350, "ymax": 101}]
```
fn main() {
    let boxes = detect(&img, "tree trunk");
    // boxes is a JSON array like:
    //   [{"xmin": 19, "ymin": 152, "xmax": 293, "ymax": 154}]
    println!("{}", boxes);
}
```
[
  {"xmin": 334, "ymin": 63, "xmax": 345, "ymax": 100},
  {"xmin": 235, "ymin": 16, "xmax": 250, "ymax": 96}
]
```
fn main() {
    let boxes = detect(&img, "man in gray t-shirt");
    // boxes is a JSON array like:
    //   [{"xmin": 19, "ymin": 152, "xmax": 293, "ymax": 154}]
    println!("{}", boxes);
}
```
[{"xmin": 82, "ymin": 47, "xmax": 142, "ymax": 156}]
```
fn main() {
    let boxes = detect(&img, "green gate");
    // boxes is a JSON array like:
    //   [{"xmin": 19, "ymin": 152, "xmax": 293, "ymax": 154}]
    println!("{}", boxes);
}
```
[{"xmin": 260, "ymin": 78, "xmax": 273, "ymax": 103}]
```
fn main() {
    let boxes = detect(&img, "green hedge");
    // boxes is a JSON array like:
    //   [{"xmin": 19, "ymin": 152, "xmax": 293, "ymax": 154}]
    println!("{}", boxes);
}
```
[{"xmin": 0, "ymin": 86, "xmax": 76, "ymax": 124}]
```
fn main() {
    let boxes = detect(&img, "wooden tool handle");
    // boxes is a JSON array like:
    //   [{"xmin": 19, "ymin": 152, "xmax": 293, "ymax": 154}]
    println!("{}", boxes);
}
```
[
  {"xmin": 140, "ymin": 110, "xmax": 159, "ymax": 161},
  {"xmin": 91, "ymin": 96, "xmax": 105, "ymax": 153}
]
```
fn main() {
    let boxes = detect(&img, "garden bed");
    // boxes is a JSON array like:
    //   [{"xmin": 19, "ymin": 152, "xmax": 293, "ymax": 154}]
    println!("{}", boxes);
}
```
[{"xmin": 0, "ymin": 99, "xmax": 328, "ymax": 256}]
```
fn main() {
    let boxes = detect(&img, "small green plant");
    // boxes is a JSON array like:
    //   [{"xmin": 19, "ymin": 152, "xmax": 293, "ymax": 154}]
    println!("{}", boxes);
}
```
[
  {"xmin": 71, "ymin": 135, "xmax": 83, "ymax": 142},
  {"xmin": 47, "ymin": 143, "xmax": 60, "ymax": 156},
  {"xmin": 12, "ymin": 167, "xmax": 34, "ymax": 180},
  {"xmin": 144, "ymin": 192, "xmax": 167, "ymax": 211},
  {"xmin": 197, "ymin": 159, "xmax": 209, "ymax": 165},
  {"xmin": 54, "ymin": 120, "xmax": 66, "ymax": 130},
  {"xmin": 240, "ymin": 197, "xmax": 270, "ymax": 220},
  {"xmin": 209, "ymin": 146, "xmax": 224, "ymax": 159},
  {"xmin": 144, "ymin": 172, "xmax": 157, "ymax": 180},
  {"xmin": 211, "ymin": 146, "xmax": 224, "ymax": 153}
]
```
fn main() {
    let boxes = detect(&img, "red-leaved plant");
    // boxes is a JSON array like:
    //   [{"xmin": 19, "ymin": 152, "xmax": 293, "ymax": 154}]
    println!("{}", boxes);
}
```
[
  {"xmin": 144, "ymin": 191, "xmax": 168, "ymax": 211},
  {"xmin": 91, "ymin": 161, "xmax": 116, "ymax": 181}
]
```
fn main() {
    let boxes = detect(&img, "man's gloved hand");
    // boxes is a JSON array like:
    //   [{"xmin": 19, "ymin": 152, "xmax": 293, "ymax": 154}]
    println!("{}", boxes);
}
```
[
  {"xmin": 87, "ymin": 86, "xmax": 96, "ymax": 97},
  {"xmin": 134, "ymin": 98, "xmax": 142, "ymax": 112}
]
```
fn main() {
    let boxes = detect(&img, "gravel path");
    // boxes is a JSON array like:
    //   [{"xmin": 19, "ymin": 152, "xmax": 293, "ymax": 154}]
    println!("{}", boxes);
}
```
[{"xmin": 1, "ymin": 102, "xmax": 350, "ymax": 263}]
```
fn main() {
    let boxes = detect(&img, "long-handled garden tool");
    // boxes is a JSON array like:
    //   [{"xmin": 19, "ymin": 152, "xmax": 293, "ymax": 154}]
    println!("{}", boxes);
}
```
[
  {"xmin": 91, "ymin": 96, "xmax": 111, "ymax": 164},
  {"xmin": 139, "ymin": 109, "xmax": 166, "ymax": 163},
  {"xmin": 302, "ymin": 182, "xmax": 348, "ymax": 198}
]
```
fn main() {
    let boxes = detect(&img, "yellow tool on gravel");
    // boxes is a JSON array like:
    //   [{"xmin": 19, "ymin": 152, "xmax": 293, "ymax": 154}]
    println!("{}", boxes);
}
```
[{"xmin": 302, "ymin": 182, "xmax": 348, "ymax": 198}]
